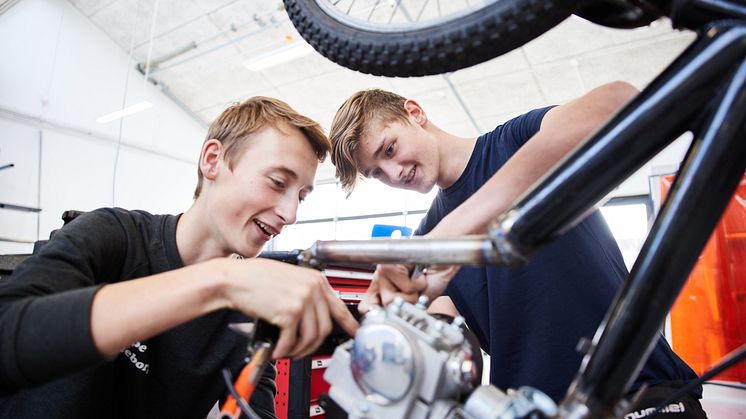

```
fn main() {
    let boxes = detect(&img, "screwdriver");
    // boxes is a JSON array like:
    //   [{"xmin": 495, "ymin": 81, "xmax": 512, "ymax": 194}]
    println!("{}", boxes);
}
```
[{"xmin": 220, "ymin": 320, "xmax": 279, "ymax": 419}]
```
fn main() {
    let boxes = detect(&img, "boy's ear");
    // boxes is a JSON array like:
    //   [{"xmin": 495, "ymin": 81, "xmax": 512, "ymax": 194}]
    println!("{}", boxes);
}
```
[
  {"xmin": 404, "ymin": 99, "xmax": 427, "ymax": 127},
  {"xmin": 199, "ymin": 139, "xmax": 223, "ymax": 182}
]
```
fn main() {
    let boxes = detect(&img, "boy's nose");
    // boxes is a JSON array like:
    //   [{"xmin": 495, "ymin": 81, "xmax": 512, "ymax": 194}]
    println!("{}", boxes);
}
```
[
  {"xmin": 381, "ymin": 161, "xmax": 403, "ymax": 183},
  {"xmin": 275, "ymin": 197, "xmax": 298, "ymax": 225}
]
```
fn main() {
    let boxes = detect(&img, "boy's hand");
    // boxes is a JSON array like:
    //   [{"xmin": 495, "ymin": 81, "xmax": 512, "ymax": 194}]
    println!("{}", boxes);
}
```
[
  {"xmin": 358, "ymin": 263, "xmax": 459, "ymax": 313},
  {"xmin": 218, "ymin": 258, "xmax": 358, "ymax": 359}
]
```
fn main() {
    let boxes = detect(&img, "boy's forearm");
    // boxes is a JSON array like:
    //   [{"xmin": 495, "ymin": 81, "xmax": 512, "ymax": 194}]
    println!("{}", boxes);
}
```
[
  {"xmin": 0, "ymin": 262, "xmax": 229, "ymax": 392},
  {"xmin": 432, "ymin": 81, "xmax": 638, "ymax": 236},
  {"xmin": 90, "ymin": 258, "xmax": 231, "ymax": 357},
  {"xmin": 1, "ymin": 286, "xmax": 104, "ymax": 393}
]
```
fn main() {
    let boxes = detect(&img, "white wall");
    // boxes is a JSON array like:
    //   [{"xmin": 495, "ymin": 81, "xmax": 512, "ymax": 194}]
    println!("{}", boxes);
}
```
[{"xmin": 0, "ymin": 0, "xmax": 205, "ymax": 254}]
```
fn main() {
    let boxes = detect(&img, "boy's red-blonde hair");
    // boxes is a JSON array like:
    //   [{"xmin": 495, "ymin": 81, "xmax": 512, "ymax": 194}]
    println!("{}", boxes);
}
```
[{"xmin": 194, "ymin": 96, "xmax": 330, "ymax": 198}]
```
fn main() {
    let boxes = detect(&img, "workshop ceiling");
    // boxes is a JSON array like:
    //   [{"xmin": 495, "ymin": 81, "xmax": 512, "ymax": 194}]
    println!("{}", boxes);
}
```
[{"xmin": 69, "ymin": 0, "xmax": 694, "ymax": 146}]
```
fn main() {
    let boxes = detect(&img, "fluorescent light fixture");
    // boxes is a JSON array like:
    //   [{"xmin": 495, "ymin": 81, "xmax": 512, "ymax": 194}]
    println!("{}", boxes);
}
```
[
  {"xmin": 243, "ymin": 41, "xmax": 314, "ymax": 72},
  {"xmin": 96, "ymin": 100, "xmax": 153, "ymax": 124}
]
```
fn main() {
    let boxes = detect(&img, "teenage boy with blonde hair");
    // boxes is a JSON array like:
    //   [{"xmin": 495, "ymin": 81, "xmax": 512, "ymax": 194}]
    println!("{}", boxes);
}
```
[
  {"xmin": 329, "ymin": 84, "xmax": 706, "ymax": 417},
  {"xmin": 0, "ymin": 96, "xmax": 358, "ymax": 419}
]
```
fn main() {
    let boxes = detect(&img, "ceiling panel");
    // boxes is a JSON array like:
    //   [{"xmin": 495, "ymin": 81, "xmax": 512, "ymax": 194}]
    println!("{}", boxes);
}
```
[
  {"xmin": 132, "ymin": 15, "xmax": 226, "ymax": 63},
  {"xmin": 89, "ymin": 0, "xmax": 206, "ymax": 50},
  {"xmin": 67, "ymin": 0, "xmax": 695, "ymax": 177},
  {"xmin": 69, "ymin": 0, "xmax": 116, "ymax": 17}
]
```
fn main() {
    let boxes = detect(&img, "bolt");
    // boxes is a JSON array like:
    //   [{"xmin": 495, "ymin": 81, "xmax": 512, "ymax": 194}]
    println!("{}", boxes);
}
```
[
  {"xmin": 416, "ymin": 295, "xmax": 429, "ymax": 309},
  {"xmin": 452, "ymin": 316, "xmax": 466, "ymax": 329},
  {"xmin": 434, "ymin": 320, "xmax": 445, "ymax": 332}
]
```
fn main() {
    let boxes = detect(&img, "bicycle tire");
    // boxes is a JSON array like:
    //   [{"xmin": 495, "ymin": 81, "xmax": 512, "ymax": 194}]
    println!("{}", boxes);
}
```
[{"xmin": 284, "ymin": 0, "xmax": 590, "ymax": 77}]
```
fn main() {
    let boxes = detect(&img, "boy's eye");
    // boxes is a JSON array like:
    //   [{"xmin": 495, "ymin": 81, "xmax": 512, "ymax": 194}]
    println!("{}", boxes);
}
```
[
  {"xmin": 372, "ymin": 168, "xmax": 382, "ymax": 179},
  {"xmin": 384, "ymin": 143, "xmax": 395, "ymax": 157},
  {"xmin": 270, "ymin": 178, "xmax": 285, "ymax": 188}
]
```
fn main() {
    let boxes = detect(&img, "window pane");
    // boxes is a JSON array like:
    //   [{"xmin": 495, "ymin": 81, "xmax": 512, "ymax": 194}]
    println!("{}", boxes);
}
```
[
  {"xmin": 337, "ymin": 180, "xmax": 407, "ymax": 217},
  {"xmin": 272, "ymin": 221, "xmax": 335, "ymax": 250},
  {"xmin": 599, "ymin": 203, "xmax": 649, "ymax": 270},
  {"xmin": 296, "ymin": 183, "xmax": 342, "ymax": 221},
  {"xmin": 404, "ymin": 188, "xmax": 438, "ymax": 212},
  {"xmin": 335, "ymin": 215, "xmax": 407, "ymax": 240},
  {"xmin": 404, "ymin": 212, "xmax": 428, "ymax": 234}
]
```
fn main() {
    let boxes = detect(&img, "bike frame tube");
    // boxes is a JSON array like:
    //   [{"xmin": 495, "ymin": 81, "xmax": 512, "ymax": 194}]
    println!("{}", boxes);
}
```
[
  {"xmin": 285, "ymin": 3, "xmax": 746, "ymax": 419},
  {"xmin": 299, "ymin": 235, "xmax": 503, "ymax": 268},
  {"xmin": 301, "ymin": 26, "xmax": 746, "ymax": 271},
  {"xmin": 490, "ymin": 23, "xmax": 746, "ymax": 255},
  {"xmin": 561, "ymin": 26, "xmax": 746, "ymax": 418}
]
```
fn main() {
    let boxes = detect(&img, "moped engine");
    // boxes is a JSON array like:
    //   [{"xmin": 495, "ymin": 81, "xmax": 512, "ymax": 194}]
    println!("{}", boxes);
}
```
[{"xmin": 324, "ymin": 297, "xmax": 557, "ymax": 418}]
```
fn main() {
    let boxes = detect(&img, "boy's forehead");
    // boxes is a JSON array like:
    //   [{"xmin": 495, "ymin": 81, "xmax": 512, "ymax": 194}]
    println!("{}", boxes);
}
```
[
  {"xmin": 363, "ymin": 116, "xmax": 391, "ymax": 135},
  {"xmin": 356, "ymin": 130, "xmax": 381, "ymax": 159},
  {"xmin": 353, "ymin": 136, "xmax": 382, "ymax": 178},
  {"xmin": 236, "ymin": 126, "xmax": 318, "ymax": 176}
]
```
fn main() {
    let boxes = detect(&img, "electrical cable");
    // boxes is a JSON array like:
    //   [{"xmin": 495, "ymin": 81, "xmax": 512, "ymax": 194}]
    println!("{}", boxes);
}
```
[
  {"xmin": 703, "ymin": 381, "xmax": 746, "ymax": 391},
  {"xmin": 111, "ymin": 0, "xmax": 143, "ymax": 206},
  {"xmin": 220, "ymin": 368, "xmax": 262, "ymax": 419},
  {"xmin": 649, "ymin": 343, "xmax": 746, "ymax": 418},
  {"xmin": 38, "ymin": 1, "xmax": 65, "ymax": 242},
  {"xmin": 112, "ymin": 0, "xmax": 161, "ymax": 207},
  {"xmin": 220, "ymin": 344, "xmax": 273, "ymax": 418},
  {"xmin": 142, "ymin": 0, "xmax": 161, "ymax": 88}
]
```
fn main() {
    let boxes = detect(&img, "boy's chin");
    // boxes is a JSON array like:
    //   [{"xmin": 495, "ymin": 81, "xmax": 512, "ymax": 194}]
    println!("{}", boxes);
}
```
[{"xmin": 235, "ymin": 244, "xmax": 263, "ymax": 259}]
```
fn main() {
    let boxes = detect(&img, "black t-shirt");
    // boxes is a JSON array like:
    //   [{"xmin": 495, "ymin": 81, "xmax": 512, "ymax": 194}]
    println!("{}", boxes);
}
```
[
  {"xmin": 0, "ymin": 208, "xmax": 276, "ymax": 418},
  {"xmin": 417, "ymin": 107, "xmax": 699, "ymax": 402}
]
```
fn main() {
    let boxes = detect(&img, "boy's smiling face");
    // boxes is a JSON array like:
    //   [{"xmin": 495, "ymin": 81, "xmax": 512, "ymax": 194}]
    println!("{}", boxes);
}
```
[
  {"xmin": 206, "ymin": 124, "xmax": 318, "ymax": 257},
  {"xmin": 355, "ymin": 115, "xmax": 440, "ymax": 194}
]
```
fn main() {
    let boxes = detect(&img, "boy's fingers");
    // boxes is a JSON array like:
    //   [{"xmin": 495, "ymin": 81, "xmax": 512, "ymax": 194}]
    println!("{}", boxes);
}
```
[
  {"xmin": 379, "ymin": 276, "xmax": 399, "ymax": 306},
  {"xmin": 309, "ymin": 292, "xmax": 333, "ymax": 354},
  {"xmin": 273, "ymin": 323, "xmax": 298, "ymax": 359},
  {"xmin": 326, "ymin": 291, "xmax": 359, "ymax": 336},
  {"xmin": 389, "ymin": 275, "xmax": 427, "ymax": 295},
  {"xmin": 291, "ymin": 304, "xmax": 319, "ymax": 358},
  {"xmin": 394, "ymin": 292, "xmax": 420, "ymax": 304},
  {"xmin": 359, "ymin": 278, "xmax": 381, "ymax": 314},
  {"xmin": 377, "ymin": 264, "xmax": 426, "ymax": 295}
]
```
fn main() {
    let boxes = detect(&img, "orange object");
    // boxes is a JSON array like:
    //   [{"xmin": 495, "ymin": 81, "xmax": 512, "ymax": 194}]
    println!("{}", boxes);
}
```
[
  {"xmin": 665, "ymin": 174, "xmax": 746, "ymax": 381},
  {"xmin": 221, "ymin": 345, "xmax": 272, "ymax": 418}
]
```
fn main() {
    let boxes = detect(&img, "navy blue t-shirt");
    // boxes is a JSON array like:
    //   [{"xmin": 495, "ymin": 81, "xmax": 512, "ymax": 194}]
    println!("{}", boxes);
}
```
[{"xmin": 416, "ymin": 107, "xmax": 698, "ymax": 402}]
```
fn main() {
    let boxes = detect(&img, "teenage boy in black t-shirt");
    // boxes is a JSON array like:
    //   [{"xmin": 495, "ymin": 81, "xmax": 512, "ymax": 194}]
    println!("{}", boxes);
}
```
[{"xmin": 0, "ymin": 96, "xmax": 358, "ymax": 419}]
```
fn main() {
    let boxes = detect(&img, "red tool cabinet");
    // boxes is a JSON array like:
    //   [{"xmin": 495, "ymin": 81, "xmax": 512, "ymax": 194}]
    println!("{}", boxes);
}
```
[{"xmin": 274, "ymin": 265, "xmax": 373, "ymax": 419}]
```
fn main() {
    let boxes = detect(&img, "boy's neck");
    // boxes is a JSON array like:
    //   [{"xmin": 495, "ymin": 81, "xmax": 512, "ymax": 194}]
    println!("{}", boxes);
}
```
[
  {"xmin": 176, "ymin": 201, "xmax": 226, "ymax": 265},
  {"xmin": 433, "ymin": 126, "xmax": 477, "ymax": 189}
]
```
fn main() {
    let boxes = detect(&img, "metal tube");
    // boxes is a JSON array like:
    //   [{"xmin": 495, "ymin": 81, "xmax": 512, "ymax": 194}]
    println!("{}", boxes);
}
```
[{"xmin": 299, "ymin": 235, "xmax": 507, "ymax": 268}]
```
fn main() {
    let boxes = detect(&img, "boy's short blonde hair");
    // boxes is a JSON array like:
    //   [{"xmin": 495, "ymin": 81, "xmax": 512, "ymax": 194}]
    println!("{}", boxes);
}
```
[
  {"xmin": 330, "ymin": 89, "xmax": 409, "ymax": 195},
  {"xmin": 194, "ymin": 96, "xmax": 329, "ymax": 198}
]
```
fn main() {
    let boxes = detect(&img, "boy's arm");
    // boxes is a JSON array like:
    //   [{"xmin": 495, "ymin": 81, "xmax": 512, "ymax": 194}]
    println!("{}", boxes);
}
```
[
  {"xmin": 428, "ymin": 296, "xmax": 460, "ymax": 317},
  {"xmin": 361, "ymin": 82, "xmax": 638, "ymax": 309},
  {"xmin": 429, "ymin": 81, "xmax": 638, "ymax": 237},
  {"xmin": 90, "ymin": 257, "xmax": 358, "ymax": 360},
  {"xmin": 0, "ymin": 216, "xmax": 356, "ymax": 393}
]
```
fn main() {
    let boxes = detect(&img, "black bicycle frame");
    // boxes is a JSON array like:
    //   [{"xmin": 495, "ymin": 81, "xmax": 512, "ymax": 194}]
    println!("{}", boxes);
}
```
[
  {"xmin": 487, "ymin": 19, "xmax": 746, "ymax": 417},
  {"xmin": 278, "ymin": 2, "xmax": 746, "ymax": 417}
]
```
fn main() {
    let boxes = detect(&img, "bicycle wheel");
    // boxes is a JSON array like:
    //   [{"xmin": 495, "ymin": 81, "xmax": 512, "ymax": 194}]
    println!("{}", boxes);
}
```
[{"xmin": 283, "ymin": 0, "xmax": 589, "ymax": 77}]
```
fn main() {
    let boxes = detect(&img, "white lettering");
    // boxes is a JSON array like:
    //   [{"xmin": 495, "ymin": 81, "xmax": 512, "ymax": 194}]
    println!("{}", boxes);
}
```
[
  {"xmin": 120, "ymin": 346, "xmax": 150, "ymax": 374},
  {"xmin": 625, "ymin": 403, "xmax": 687, "ymax": 418}
]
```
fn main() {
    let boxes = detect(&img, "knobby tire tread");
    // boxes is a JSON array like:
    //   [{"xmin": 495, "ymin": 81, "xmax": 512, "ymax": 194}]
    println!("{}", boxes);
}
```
[{"xmin": 284, "ymin": 0, "xmax": 588, "ymax": 77}]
